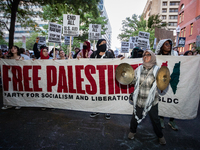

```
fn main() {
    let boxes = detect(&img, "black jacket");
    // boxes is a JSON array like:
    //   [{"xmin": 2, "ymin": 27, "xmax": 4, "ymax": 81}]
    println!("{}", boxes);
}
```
[
  {"xmin": 33, "ymin": 43, "xmax": 40, "ymax": 59},
  {"xmin": 90, "ymin": 51, "xmax": 114, "ymax": 58}
]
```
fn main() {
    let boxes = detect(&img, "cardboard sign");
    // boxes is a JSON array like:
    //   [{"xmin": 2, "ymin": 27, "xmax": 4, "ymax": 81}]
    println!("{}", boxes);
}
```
[
  {"xmin": 63, "ymin": 14, "xmax": 80, "ymax": 37},
  {"xmin": 48, "ymin": 22, "xmax": 62, "ymax": 43},
  {"xmin": 178, "ymin": 37, "xmax": 186, "ymax": 47},
  {"xmin": 37, "ymin": 37, "xmax": 46, "ymax": 49},
  {"xmin": 121, "ymin": 42, "xmax": 129, "ymax": 53},
  {"xmin": 137, "ymin": 38, "xmax": 149, "ymax": 50},
  {"xmin": 88, "ymin": 24, "xmax": 101, "ymax": 40},
  {"xmin": 65, "ymin": 36, "xmax": 73, "ymax": 45},
  {"xmin": 138, "ymin": 31, "xmax": 150, "ymax": 39}
]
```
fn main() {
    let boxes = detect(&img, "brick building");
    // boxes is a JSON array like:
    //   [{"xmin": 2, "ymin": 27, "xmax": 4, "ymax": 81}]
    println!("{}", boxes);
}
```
[{"xmin": 178, "ymin": 0, "xmax": 200, "ymax": 54}]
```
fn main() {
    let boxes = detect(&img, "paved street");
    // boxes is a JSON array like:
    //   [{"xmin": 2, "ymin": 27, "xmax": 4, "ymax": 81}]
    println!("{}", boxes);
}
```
[{"xmin": 0, "ymin": 87, "xmax": 200, "ymax": 150}]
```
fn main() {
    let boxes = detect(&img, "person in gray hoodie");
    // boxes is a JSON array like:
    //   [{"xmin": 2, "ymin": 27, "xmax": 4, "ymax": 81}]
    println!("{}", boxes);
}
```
[
  {"xmin": 155, "ymin": 39, "xmax": 178, "ymax": 56},
  {"xmin": 155, "ymin": 39, "xmax": 178, "ymax": 131}
]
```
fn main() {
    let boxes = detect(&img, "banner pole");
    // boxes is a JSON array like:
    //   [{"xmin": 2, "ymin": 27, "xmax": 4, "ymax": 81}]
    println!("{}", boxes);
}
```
[
  {"xmin": 93, "ymin": 40, "xmax": 95, "ymax": 51},
  {"xmin": 53, "ymin": 43, "xmax": 55, "ymax": 59},
  {"xmin": 69, "ymin": 36, "xmax": 72, "ymax": 59}
]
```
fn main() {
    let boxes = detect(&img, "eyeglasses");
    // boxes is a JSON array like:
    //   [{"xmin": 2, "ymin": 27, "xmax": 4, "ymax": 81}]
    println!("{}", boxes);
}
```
[
  {"xmin": 164, "ymin": 43, "xmax": 171, "ymax": 46},
  {"xmin": 43, "ymin": 51, "xmax": 48, "ymax": 52},
  {"xmin": 143, "ymin": 54, "xmax": 151, "ymax": 57}
]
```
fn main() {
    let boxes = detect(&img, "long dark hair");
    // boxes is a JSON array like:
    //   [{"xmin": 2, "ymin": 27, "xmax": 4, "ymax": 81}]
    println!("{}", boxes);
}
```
[{"xmin": 10, "ymin": 45, "xmax": 20, "ymax": 57}]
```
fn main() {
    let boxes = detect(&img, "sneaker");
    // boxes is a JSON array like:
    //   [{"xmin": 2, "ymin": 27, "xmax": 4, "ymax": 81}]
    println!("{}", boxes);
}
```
[
  {"xmin": 105, "ymin": 114, "xmax": 111, "ymax": 120},
  {"xmin": 128, "ymin": 132, "xmax": 136, "ymax": 140},
  {"xmin": 159, "ymin": 136, "xmax": 166, "ymax": 145},
  {"xmin": 1, "ymin": 105, "xmax": 12, "ymax": 110},
  {"xmin": 90, "ymin": 112, "xmax": 99, "ymax": 118},
  {"xmin": 168, "ymin": 121, "xmax": 178, "ymax": 131},
  {"xmin": 15, "ymin": 106, "xmax": 21, "ymax": 110},
  {"xmin": 41, "ymin": 107, "xmax": 46, "ymax": 111},
  {"xmin": 160, "ymin": 118, "xmax": 165, "ymax": 129}
]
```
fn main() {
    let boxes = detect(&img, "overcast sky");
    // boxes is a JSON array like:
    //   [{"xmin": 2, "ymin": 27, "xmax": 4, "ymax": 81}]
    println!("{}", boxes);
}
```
[{"xmin": 104, "ymin": 0, "xmax": 147, "ymax": 50}]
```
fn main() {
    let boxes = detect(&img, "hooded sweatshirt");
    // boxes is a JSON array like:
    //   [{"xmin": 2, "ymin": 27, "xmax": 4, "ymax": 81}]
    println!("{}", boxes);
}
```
[{"xmin": 155, "ymin": 39, "xmax": 178, "ymax": 56}]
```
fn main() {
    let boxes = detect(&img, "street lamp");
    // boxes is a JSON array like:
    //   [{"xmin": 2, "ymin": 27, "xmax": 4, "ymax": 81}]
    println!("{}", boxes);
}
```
[{"xmin": 176, "ymin": 25, "xmax": 181, "ymax": 47}]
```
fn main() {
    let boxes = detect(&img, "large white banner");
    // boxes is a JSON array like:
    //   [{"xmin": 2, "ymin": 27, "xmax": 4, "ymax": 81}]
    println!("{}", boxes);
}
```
[{"xmin": 0, "ymin": 56, "xmax": 199, "ymax": 119}]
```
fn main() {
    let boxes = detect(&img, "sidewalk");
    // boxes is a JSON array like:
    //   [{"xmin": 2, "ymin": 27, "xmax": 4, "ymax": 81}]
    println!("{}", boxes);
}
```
[{"xmin": 0, "ymin": 89, "xmax": 200, "ymax": 150}]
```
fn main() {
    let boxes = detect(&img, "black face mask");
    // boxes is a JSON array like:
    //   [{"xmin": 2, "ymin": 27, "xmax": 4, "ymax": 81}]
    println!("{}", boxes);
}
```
[
  {"xmin": 83, "ymin": 45, "xmax": 87, "ymax": 49},
  {"xmin": 98, "ymin": 44, "xmax": 107, "ymax": 52}
]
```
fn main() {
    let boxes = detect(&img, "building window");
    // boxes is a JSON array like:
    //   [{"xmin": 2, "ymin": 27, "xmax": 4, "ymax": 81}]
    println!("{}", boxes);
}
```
[
  {"xmin": 179, "ymin": 12, "xmax": 184, "ymax": 23},
  {"xmin": 169, "ymin": 15, "xmax": 178, "ymax": 19},
  {"xmin": 189, "ymin": 43, "xmax": 193, "ymax": 50},
  {"xmin": 190, "ymin": 23, "xmax": 193, "ymax": 35},
  {"xmin": 169, "ymin": 8, "xmax": 178, "ymax": 12},
  {"xmin": 170, "ymin": 2, "xmax": 180, "ymax": 6},
  {"xmin": 162, "ymin": 9, "xmax": 167, "ymax": 13},
  {"xmin": 180, "ymin": 28, "xmax": 186, "ymax": 37},
  {"xmin": 163, "ymin": 2, "xmax": 167, "ymax": 6},
  {"xmin": 181, "ymin": 4, "xmax": 185, "ymax": 10},
  {"xmin": 162, "ymin": 15, "xmax": 166, "ymax": 19},
  {"xmin": 168, "ymin": 22, "xmax": 177, "ymax": 26}
]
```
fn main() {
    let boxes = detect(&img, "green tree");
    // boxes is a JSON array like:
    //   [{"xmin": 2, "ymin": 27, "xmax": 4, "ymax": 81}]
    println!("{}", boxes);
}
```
[
  {"xmin": 0, "ymin": 38, "xmax": 8, "ymax": 45},
  {"xmin": 42, "ymin": 4, "xmax": 107, "ymax": 50},
  {"xmin": 0, "ymin": 0, "xmax": 100, "ymax": 49},
  {"xmin": 118, "ymin": 14, "xmax": 166, "ymax": 49},
  {"xmin": 26, "ymin": 32, "xmax": 39, "ymax": 50}
]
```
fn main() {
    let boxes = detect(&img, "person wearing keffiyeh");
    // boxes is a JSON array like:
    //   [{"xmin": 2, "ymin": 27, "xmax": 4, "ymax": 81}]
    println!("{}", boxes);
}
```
[{"xmin": 128, "ymin": 50, "xmax": 166, "ymax": 145}]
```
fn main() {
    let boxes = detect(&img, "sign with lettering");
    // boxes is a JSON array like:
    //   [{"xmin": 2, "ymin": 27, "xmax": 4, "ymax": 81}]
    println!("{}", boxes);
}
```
[
  {"xmin": 63, "ymin": 14, "xmax": 80, "ymax": 37},
  {"xmin": 88, "ymin": 24, "xmax": 101, "ymax": 40},
  {"xmin": 121, "ymin": 42, "xmax": 130, "ymax": 53},
  {"xmin": 137, "ymin": 38, "xmax": 149, "ymax": 50},
  {"xmin": 138, "ymin": 31, "xmax": 150, "ymax": 39},
  {"xmin": 37, "ymin": 37, "xmax": 46, "ymax": 49},
  {"xmin": 129, "ymin": 36, "xmax": 138, "ymax": 49},
  {"xmin": 48, "ymin": 22, "xmax": 62, "ymax": 43},
  {"xmin": 65, "ymin": 36, "xmax": 73, "ymax": 45}
]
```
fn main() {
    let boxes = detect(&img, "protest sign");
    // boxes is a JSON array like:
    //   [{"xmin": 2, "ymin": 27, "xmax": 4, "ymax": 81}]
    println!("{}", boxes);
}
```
[
  {"xmin": 48, "ymin": 22, "xmax": 62, "ymax": 43},
  {"xmin": 63, "ymin": 14, "xmax": 80, "ymax": 37},
  {"xmin": 0, "ymin": 45, "xmax": 8, "ymax": 52},
  {"xmin": 178, "ymin": 37, "xmax": 186, "ymax": 47},
  {"xmin": 137, "ymin": 38, "xmax": 149, "ymax": 50},
  {"xmin": 88, "ymin": 24, "xmax": 101, "ymax": 40},
  {"xmin": 65, "ymin": 36, "xmax": 73, "ymax": 45},
  {"xmin": 121, "ymin": 42, "xmax": 130, "ymax": 53},
  {"xmin": 37, "ymin": 37, "xmax": 46, "ymax": 49},
  {"xmin": 138, "ymin": 31, "xmax": 150, "ymax": 39}
]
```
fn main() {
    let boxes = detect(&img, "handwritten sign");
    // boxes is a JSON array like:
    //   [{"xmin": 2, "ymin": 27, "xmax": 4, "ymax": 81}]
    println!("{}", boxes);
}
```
[
  {"xmin": 63, "ymin": 14, "xmax": 80, "ymax": 37},
  {"xmin": 88, "ymin": 24, "xmax": 101, "ymax": 40},
  {"xmin": 48, "ymin": 22, "xmax": 62, "ymax": 43},
  {"xmin": 121, "ymin": 42, "xmax": 129, "ymax": 53}
]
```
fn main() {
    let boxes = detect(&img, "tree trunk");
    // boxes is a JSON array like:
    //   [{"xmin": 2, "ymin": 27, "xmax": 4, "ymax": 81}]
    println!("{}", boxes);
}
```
[{"xmin": 9, "ymin": 0, "xmax": 20, "ymax": 49}]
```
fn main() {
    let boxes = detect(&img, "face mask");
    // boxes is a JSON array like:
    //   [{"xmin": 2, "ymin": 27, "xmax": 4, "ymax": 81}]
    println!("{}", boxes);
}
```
[
  {"xmin": 98, "ymin": 44, "xmax": 107, "ymax": 52},
  {"xmin": 83, "ymin": 45, "xmax": 87, "ymax": 49}
]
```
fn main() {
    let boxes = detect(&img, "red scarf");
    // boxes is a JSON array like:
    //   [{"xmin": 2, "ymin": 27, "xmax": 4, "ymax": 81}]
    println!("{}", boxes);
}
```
[{"xmin": 40, "ymin": 48, "xmax": 49, "ymax": 59}]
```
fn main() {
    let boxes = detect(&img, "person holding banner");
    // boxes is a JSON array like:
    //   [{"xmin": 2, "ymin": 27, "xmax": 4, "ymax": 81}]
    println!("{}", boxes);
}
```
[
  {"xmin": 90, "ymin": 39, "xmax": 113, "ymax": 59},
  {"xmin": 90, "ymin": 39, "xmax": 114, "ymax": 120},
  {"xmin": 77, "ymin": 41, "xmax": 92, "ymax": 58},
  {"xmin": 155, "ymin": 39, "xmax": 178, "ymax": 131},
  {"xmin": 59, "ymin": 50, "xmax": 67, "ymax": 60},
  {"xmin": 2, "ymin": 45, "xmax": 24, "ymax": 110},
  {"xmin": 73, "ymin": 48, "xmax": 80, "ymax": 59},
  {"xmin": 128, "ymin": 50, "xmax": 166, "ymax": 145},
  {"xmin": 39, "ymin": 47, "xmax": 50, "ymax": 60}
]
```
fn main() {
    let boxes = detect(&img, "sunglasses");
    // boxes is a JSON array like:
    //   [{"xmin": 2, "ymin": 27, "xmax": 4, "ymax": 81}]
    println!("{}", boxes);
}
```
[
  {"xmin": 43, "ymin": 51, "xmax": 48, "ymax": 52},
  {"xmin": 143, "ymin": 54, "xmax": 151, "ymax": 57}
]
